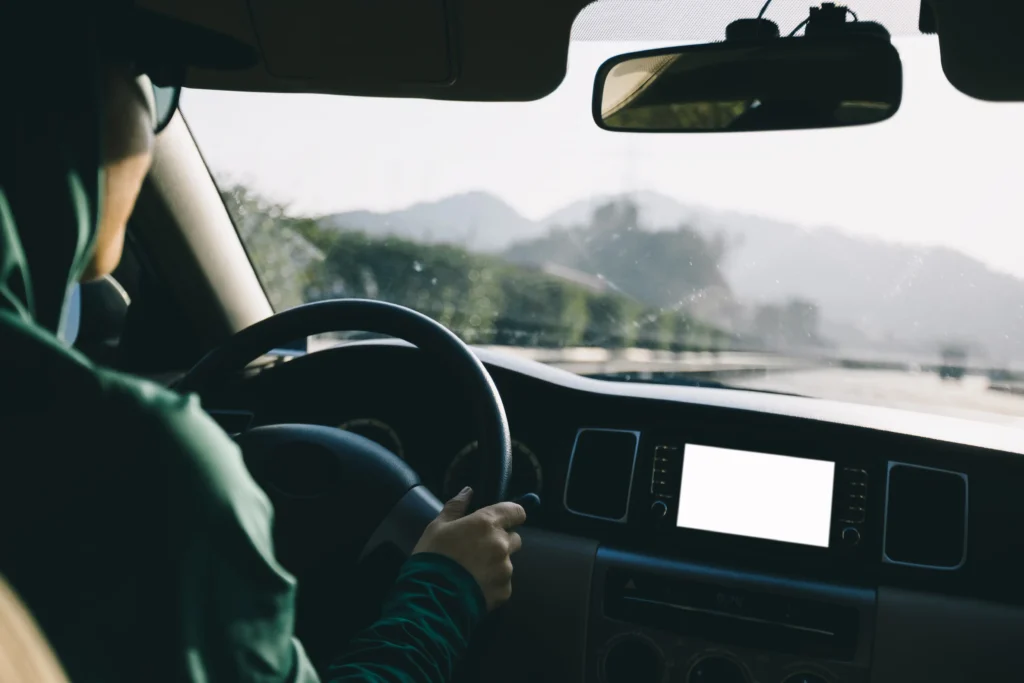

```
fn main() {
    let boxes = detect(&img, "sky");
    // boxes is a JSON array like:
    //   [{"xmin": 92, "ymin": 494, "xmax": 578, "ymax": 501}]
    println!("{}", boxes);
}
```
[{"xmin": 182, "ymin": 34, "xmax": 1024, "ymax": 278}]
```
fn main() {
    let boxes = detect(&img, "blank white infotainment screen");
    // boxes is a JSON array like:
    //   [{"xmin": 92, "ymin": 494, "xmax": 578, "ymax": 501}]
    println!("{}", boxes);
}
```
[{"xmin": 677, "ymin": 444, "xmax": 835, "ymax": 547}]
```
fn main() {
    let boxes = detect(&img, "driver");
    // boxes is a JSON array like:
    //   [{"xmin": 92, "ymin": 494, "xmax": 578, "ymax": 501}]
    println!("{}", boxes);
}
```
[{"xmin": 0, "ymin": 3, "xmax": 524, "ymax": 683}]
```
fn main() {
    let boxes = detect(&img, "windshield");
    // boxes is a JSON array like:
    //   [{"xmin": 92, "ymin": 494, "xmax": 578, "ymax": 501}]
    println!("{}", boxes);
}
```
[{"xmin": 184, "ymin": 20, "xmax": 1024, "ymax": 427}]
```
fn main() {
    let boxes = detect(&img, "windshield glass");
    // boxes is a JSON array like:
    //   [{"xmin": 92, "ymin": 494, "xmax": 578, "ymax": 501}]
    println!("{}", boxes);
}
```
[{"xmin": 183, "ymin": 16, "xmax": 1024, "ymax": 427}]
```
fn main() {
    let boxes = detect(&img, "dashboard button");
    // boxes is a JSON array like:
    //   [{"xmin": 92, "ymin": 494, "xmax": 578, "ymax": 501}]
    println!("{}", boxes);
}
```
[
  {"xmin": 650, "ymin": 500, "xmax": 668, "ymax": 520},
  {"xmin": 687, "ymin": 656, "xmax": 747, "ymax": 683},
  {"xmin": 841, "ymin": 526, "xmax": 861, "ymax": 546},
  {"xmin": 651, "ymin": 445, "xmax": 682, "ymax": 498}
]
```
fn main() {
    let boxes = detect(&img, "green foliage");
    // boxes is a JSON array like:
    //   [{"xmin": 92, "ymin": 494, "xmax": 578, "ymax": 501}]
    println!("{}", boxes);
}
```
[
  {"xmin": 220, "ymin": 184, "xmax": 325, "ymax": 312},
  {"xmin": 636, "ymin": 308, "xmax": 677, "ymax": 350},
  {"xmin": 221, "ymin": 184, "xmax": 728, "ymax": 352},
  {"xmin": 583, "ymin": 294, "xmax": 644, "ymax": 349},
  {"xmin": 311, "ymin": 232, "xmax": 503, "ymax": 344},
  {"xmin": 493, "ymin": 269, "xmax": 589, "ymax": 348}
]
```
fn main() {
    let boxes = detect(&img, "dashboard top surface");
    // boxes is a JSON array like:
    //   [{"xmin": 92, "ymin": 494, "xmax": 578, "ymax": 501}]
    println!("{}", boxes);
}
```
[{"xmin": 468, "ymin": 345, "xmax": 1024, "ymax": 456}]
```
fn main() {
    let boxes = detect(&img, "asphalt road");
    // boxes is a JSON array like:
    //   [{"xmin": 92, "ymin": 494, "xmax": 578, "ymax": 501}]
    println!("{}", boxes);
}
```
[{"xmin": 730, "ymin": 368, "xmax": 1024, "ymax": 428}]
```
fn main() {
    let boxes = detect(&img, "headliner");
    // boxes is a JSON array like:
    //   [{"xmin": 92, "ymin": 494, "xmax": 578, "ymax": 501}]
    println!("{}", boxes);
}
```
[{"xmin": 137, "ymin": 0, "xmax": 1024, "ymax": 103}]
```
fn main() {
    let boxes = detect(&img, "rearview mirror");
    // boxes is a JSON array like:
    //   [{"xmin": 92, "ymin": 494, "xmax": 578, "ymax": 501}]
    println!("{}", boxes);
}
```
[{"xmin": 593, "ymin": 36, "xmax": 902, "ymax": 133}]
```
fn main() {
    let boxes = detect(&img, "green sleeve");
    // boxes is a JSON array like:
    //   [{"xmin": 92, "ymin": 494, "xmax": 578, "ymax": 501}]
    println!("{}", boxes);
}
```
[
  {"xmin": 142, "ymin": 385, "xmax": 310, "ymax": 683},
  {"xmin": 325, "ymin": 553, "xmax": 486, "ymax": 683}
]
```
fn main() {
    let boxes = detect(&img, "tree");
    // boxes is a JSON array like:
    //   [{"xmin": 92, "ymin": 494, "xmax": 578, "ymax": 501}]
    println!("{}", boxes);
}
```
[
  {"xmin": 504, "ymin": 199, "xmax": 731, "ymax": 311},
  {"xmin": 312, "ymin": 232, "xmax": 502, "ymax": 344},
  {"xmin": 752, "ymin": 298, "xmax": 821, "ymax": 348},
  {"xmin": 493, "ymin": 270, "xmax": 589, "ymax": 347},
  {"xmin": 220, "ymin": 184, "xmax": 729, "ymax": 352},
  {"xmin": 583, "ymin": 293, "xmax": 643, "ymax": 348},
  {"xmin": 220, "ymin": 184, "xmax": 324, "ymax": 311},
  {"xmin": 636, "ymin": 308, "xmax": 676, "ymax": 350}
]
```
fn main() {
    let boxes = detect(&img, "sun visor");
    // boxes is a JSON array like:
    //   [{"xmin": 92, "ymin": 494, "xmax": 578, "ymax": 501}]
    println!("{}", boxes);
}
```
[
  {"xmin": 105, "ymin": 5, "xmax": 258, "ymax": 76},
  {"xmin": 248, "ymin": 0, "xmax": 453, "ymax": 84},
  {"xmin": 925, "ymin": 0, "xmax": 1024, "ymax": 101}
]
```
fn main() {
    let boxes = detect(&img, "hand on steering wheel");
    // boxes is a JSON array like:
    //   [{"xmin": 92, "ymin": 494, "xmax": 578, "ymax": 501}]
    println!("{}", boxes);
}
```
[{"xmin": 414, "ymin": 487, "xmax": 526, "ymax": 611}]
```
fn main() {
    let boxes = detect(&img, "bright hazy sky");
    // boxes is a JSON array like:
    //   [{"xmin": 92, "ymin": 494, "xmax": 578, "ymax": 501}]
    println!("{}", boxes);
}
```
[{"xmin": 183, "ymin": 36, "xmax": 1024, "ymax": 278}]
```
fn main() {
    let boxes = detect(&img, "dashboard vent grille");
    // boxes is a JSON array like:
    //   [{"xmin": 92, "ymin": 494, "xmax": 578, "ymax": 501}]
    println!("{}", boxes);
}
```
[
  {"xmin": 883, "ymin": 462, "xmax": 968, "ymax": 570},
  {"xmin": 564, "ymin": 429, "xmax": 640, "ymax": 523},
  {"xmin": 604, "ymin": 569, "xmax": 861, "ymax": 661}
]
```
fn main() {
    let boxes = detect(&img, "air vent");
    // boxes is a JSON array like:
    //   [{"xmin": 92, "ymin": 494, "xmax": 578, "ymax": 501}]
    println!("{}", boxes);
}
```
[
  {"xmin": 564, "ymin": 429, "xmax": 640, "ymax": 523},
  {"xmin": 883, "ymin": 462, "xmax": 968, "ymax": 570},
  {"xmin": 604, "ymin": 570, "xmax": 861, "ymax": 661}
]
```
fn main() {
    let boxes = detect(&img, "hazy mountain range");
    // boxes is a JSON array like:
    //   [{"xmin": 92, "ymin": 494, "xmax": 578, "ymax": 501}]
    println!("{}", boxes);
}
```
[
  {"xmin": 320, "ymin": 191, "xmax": 539, "ymax": 252},
  {"xmin": 322, "ymin": 190, "xmax": 1024, "ymax": 362}
]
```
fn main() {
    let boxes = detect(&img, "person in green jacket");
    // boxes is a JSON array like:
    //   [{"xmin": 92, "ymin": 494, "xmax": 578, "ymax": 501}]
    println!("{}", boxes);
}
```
[{"xmin": 0, "ymin": 3, "xmax": 525, "ymax": 683}]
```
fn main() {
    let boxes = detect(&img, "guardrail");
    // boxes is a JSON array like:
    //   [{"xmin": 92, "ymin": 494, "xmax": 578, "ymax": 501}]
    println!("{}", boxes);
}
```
[
  {"xmin": 307, "ymin": 337, "xmax": 815, "ymax": 378},
  {"xmin": 475, "ymin": 346, "xmax": 819, "ymax": 378}
]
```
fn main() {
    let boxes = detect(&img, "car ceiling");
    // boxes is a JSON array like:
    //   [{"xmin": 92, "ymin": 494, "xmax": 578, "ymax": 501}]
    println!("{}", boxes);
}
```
[{"xmin": 140, "ymin": 0, "xmax": 1024, "ymax": 102}]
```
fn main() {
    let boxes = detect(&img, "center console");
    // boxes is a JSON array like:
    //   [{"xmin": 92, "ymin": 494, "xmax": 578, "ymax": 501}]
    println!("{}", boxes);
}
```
[
  {"xmin": 647, "ymin": 442, "xmax": 870, "ymax": 555},
  {"xmin": 647, "ymin": 440, "xmax": 872, "ymax": 565},
  {"xmin": 564, "ymin": 429, "xmax": 882, "ymax": 571},
  {"xmin": 561, "ymin": 427, "xmax": 971, "ymax": 683}
]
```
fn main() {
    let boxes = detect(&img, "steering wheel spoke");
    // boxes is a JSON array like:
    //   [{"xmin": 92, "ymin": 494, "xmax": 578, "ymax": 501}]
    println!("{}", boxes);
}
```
[{"xmin": 360, "ymin": 486, "xmax": 443, "ymax": 560}]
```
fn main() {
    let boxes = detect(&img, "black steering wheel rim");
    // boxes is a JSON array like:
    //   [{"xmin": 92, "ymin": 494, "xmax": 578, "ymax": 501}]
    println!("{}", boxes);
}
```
[{"xmin": 177, "ymin": 298, "xmax": 512, "ymax": 506}]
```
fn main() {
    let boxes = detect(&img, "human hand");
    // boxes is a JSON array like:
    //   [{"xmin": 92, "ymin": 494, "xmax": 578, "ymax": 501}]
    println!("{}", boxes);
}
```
[{"xmin": 412, "ymin": 487, "xmax": 526, "ymax": 611}]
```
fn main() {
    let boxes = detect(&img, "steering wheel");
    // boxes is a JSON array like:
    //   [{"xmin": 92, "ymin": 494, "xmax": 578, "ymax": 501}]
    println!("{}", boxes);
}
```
[{"xmin": 175, "ymin": 299, "xmax": 513, "ymax": 665}]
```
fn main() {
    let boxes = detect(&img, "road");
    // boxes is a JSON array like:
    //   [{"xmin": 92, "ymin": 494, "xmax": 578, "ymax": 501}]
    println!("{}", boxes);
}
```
[
  {"xmin": 496, "ymin": 347, "xmax": 1024, "ymax": 428},
  {"xmin": 730, "ymin": 368, "xmax": 1024, "ymax": 428},
  {"xmin": 476, "ymin": 346, "xmax": 816, "ymax": 376}
]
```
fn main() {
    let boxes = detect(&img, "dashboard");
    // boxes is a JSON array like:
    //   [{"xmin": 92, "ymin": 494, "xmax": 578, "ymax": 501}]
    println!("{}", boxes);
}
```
[{"xmin": 206, "ymin": 340, "xmax": 1024, "ymax": 683}]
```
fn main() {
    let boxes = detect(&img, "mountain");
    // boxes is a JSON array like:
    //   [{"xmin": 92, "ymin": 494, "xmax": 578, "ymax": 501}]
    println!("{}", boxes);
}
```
[
  {"xmin": 722, "ymin": 222, "xmax": 1024, "ymax": 362},
  {"xmin": 315, "ymin": 189, "xmax": 1024, "ymax": 362},
  {"xmin": 320, "ymin": 191, "xmax": 541, "ymax": 252},
  {"xmin": 505, "ymin": 200, "xmax": 731, "ymax": 313},
  {"xmin": 542, "ymin": 190, "xmax": 702, "ymax": 230},
  {"xmin": 540, "ymin": 191, "xmax": 1024, "ymax": 362}
]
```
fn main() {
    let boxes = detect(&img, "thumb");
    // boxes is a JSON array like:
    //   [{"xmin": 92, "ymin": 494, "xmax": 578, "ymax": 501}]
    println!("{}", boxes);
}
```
[{"xmin": 438, "ymin": 486, "xmax": 473, "ymax": 522}]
